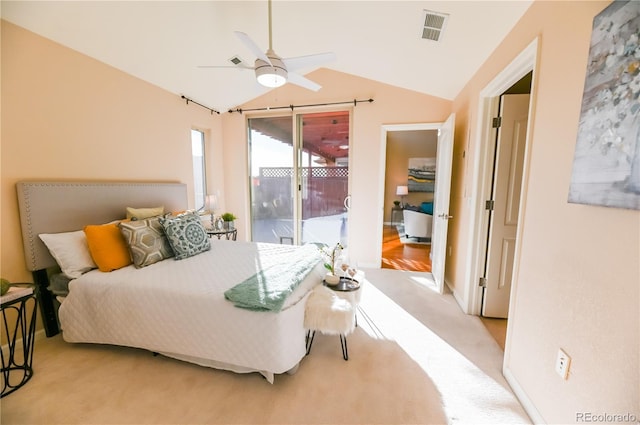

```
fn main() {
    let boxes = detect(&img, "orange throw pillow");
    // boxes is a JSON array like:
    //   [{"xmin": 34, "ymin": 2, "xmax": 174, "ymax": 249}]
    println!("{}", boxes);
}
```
[{"xmin": 84, "ymin": 222, "xmax": 132, "ymax": 272}]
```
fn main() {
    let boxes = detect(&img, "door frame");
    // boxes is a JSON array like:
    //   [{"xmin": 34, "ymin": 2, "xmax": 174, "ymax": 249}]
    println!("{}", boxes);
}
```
[
  {"xmin": 376, "ymin": 122, "xmax": 442, "ymax": 271},
  {"xmin": 463, "ymin": 37, "xmax": 539, "ymax": 315}
]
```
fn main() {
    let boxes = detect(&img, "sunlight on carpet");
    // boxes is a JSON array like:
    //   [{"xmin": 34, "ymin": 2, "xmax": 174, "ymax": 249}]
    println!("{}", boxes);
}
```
[
  {"xmin": 358, "ymin": 278, "xmax": 531, "ymax": 424},
  {"xmin": 409, "ymin": 274, "xmax": 439, "ymax": 292}
]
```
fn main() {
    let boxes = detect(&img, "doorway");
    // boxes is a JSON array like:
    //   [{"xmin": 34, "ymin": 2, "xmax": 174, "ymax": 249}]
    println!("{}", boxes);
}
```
[
  {"xmin": 377, "ymin": 115, "xmax": 455, "ymax": 294},
  {"xmin": 381, "ymin": 129, "xmax": 437, "ymax": 272},
  {"xmin": 481, "ymin": 89, "xmax": 531, "ymax": 319},
  {"xmin": 479, "ymin": 78, "xmax": 531, "ymax": 351},
  {"xmin": 464, "ymin": 40, "xmax": 538, "ymax": 360}
]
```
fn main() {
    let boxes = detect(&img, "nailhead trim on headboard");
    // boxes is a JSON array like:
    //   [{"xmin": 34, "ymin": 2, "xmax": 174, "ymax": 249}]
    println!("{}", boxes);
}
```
[{"xmin": 16, "ymin": 181, "xmax": 188, "ymax": 272}]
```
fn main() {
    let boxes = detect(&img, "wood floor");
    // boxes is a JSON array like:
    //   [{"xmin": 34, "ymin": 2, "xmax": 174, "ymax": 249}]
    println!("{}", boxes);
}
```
[{"xmin": 381, "ymin": 224, "xmax": 431, "ymax": 272}]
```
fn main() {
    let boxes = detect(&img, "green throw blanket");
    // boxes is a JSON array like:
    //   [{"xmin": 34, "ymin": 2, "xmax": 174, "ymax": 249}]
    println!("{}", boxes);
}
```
[{"xmin": 224, "ymin": 244, "xmax": 322, "ymax": 312}]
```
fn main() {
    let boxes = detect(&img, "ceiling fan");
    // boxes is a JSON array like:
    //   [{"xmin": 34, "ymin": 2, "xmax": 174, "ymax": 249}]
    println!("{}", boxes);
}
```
[{"xmin": 199, "ymin": 0, "xmax": 336, "ymax": 91}]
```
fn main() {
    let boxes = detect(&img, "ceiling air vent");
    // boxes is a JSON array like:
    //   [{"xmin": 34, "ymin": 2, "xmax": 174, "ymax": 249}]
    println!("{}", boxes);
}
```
[
  {"xmin": 421, "ymin": 10, "xmax": 449, "ymax": 42},
  {"xmin": 229, "ymin": 55, "xmax": 244, "ymax": 66}
]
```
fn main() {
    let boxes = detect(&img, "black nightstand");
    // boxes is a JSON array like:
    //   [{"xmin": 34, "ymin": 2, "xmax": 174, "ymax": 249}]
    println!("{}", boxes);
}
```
[{"xmin": 1, "ymin": 285, "xmax": 38, "ymax": 398}]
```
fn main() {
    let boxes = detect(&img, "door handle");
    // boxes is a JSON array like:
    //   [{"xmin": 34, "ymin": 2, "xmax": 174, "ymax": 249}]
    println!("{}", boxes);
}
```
[
  {"xmin": 438, "ymin": 213, "xmax": 453, "ymax": 219},
  {"xmin": 344, "ymin": 195, "xmax": 351, "ymax": 210}
]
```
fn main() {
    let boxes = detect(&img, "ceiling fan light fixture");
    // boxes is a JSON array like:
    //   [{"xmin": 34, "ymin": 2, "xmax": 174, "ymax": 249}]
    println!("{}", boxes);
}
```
[
  {"xmin": 256, "ymin": 66, "xmax": 287, "ymax": 87},
  {"xmin": 255, "ymin": 54, "xmax": 288, "ymax": 88}
]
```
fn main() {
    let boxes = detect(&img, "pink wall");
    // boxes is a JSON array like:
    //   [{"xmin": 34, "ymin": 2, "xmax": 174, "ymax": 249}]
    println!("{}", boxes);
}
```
[
  {"xmin": 451, "ymin": 1, "xmax": 638, "ymax": 421},
  {"xmin": 1, "ymin": 21, "xmax": 222, "ymax": 285}
]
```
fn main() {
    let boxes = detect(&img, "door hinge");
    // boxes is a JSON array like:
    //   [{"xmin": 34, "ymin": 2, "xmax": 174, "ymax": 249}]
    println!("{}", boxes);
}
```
[
  {"xmin": 492, "ymin": 117, "xmax": 502, "ymax": 128},
  {"xmin": 485, "ymin": 199, "xmax": 495, "ymax": 211},
  {"xmin": 479, "ymin": 277, "xmax": 487, "ymax": 288}
]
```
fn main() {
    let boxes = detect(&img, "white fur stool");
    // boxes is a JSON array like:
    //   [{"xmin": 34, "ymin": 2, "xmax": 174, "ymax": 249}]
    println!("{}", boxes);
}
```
[{"xmin": 304, "ymin": 285, "xmax": 356, "ymax": 360}]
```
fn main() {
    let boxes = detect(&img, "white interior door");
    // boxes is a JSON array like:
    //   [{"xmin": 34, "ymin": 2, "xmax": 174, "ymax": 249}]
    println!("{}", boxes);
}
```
[
  {"xmin": 482, "ymin": 94, "xmax": 529, "ymax": 318},
  {"xmin": 431, "ymin": 113, "xmax": 455, "ymax": 293}
]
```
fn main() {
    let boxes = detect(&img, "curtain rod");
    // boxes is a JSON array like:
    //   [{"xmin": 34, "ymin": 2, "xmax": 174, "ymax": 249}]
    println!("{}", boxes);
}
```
[
  {"xmin": 181, "ymin": 95, "xmax": 220, "ymax": 115},
  {"xmin": 229, "ymin": 98, "xmax": 374, "ymax": 114}
]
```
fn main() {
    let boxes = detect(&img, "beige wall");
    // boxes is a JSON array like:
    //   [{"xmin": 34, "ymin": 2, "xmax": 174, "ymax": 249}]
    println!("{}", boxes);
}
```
[
  {"xmin": 450, "ymin": 1, "xmax": 638, "ymax": 422},
  {"xmin": 1, "ymin": 21, "xmax": 222, "ymax": 289}
]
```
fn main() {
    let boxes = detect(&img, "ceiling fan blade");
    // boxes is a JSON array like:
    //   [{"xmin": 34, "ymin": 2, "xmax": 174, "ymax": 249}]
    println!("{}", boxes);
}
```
[
  {"xmin": 283, "ymin": 52, "xmax": 336, "ymax": 72},
  {"xmin": 234, "ymin": 31, "xmax": 272, "ymax": 65},
  {"xmin": 287, "ymin": 72, "xmax": 322, "ymax": 92}
]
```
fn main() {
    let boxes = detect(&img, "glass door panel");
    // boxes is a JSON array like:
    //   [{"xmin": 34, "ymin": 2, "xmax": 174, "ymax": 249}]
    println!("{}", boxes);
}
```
[
  {"xmin": 299, "ymin": 112, "xmax": 349, "ymax": 247},
  {"xmin": 249, "ymin": 116, "xmax": 295, "ymax": 244}
]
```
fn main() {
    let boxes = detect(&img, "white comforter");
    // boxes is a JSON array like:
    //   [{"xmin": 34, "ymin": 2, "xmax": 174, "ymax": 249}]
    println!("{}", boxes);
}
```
[{"xmin": 59, "ymin": 240, "xmax": 325, "ymax": 383}]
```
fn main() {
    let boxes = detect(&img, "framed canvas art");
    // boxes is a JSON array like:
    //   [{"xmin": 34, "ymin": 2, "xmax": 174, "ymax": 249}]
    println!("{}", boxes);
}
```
[
  {"xmin": 408, "ymin": 157, "xmax": 436, "ymax": 192},
  {"xmin": 568, "ymin": 0, "xmax": 640, "ymax": 210}
]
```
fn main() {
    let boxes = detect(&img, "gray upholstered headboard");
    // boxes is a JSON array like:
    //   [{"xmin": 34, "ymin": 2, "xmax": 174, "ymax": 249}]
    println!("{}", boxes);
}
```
[
  {"xmin": 17, "ymin": 181, "xmax": 188, "ymax": 337},
  {"xmin": 16, "ymin": 181, "xmax": 188, "ymax": 272}
]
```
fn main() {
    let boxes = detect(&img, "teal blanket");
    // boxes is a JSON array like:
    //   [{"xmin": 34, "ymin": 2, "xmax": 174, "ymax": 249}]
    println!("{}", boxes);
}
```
[{"xmin": 224, "ymin": 244, "xmax": 322, "ymax": 312}]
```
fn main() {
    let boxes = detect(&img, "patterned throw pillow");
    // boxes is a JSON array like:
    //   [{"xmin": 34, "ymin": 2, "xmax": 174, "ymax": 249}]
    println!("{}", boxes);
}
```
[
  {"xmin": 159, "ymin": 212, "xmax": 210, "ymax": 260},
  {"xmin": 119, "ymin": 217, "xmax": 174, "ymax": 268}
]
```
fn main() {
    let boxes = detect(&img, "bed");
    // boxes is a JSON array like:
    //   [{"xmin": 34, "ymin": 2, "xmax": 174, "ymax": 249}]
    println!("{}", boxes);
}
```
[{"xmin": 16, "ymin": 181, "xmax": 325, "ymax": 382}]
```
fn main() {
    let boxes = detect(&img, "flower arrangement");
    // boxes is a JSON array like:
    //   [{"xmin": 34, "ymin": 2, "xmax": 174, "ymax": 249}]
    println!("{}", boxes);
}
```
[{"xmin": 320, "ymin": 242, "xmax": 343, "ymax": 275}]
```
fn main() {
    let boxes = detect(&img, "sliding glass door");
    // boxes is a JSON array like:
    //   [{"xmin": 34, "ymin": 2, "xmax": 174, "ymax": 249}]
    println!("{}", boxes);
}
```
[
  {"xmin": 249, "ymin": 111, "xmax": 350, "ymax": 248},
  {"xmin": 249, "ymin": 115, "xmax": 295, "ymax": 244}
]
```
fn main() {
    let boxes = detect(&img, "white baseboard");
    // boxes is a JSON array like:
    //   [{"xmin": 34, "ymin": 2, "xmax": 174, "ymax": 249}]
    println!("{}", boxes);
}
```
[
  {"xmin": 2, "ymin": 328, "xmax": 48, "ymax": 353},
  {"xmin": 503, "ymin": 366, "xmax": 546, "ymax": 424}
]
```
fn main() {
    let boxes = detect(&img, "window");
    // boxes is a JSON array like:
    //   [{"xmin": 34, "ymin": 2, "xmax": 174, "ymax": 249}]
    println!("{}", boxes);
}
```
[{"xmin": 191, "ymin": 129, "xmax": 206, "ymax": 211}]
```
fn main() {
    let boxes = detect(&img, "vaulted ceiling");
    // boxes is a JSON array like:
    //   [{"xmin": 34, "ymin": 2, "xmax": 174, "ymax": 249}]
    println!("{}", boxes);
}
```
[{"xmin": 2, "ymin": 1, "xmax": 533, "ymax": 113}]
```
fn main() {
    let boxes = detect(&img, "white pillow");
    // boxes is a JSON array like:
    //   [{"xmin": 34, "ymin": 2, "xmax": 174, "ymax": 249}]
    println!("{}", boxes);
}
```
[{"xmin": 39, "ymin": 231, "xmax": 97, "ymax": 279}]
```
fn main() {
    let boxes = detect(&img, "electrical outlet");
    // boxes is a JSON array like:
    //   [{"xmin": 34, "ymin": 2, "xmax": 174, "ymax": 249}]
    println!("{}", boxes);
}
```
[{"xmin": 555, "ymin": 348, "xmax": 571, "ymax": 380}]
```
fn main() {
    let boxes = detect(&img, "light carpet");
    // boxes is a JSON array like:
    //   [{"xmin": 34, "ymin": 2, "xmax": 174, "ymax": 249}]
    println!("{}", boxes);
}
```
[{"xmin": 1, "ymin": 269, "xmax": 531, "ymax": 425}]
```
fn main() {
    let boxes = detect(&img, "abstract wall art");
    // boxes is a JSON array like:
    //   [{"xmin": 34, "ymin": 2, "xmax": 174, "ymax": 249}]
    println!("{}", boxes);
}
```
[
  {"xmin": 568, "ymin": 0, "xmax": 640, "ymax": 210},
  {"xmin": 408, "ymin": 157, "xmax": 436, "ymax": 192}
]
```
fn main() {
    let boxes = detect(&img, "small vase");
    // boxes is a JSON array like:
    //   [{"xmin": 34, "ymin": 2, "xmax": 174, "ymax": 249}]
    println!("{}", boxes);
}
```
[
  {"xmin": 324, "ymin": 273, "xmax": 340, "ymax": 286},
  {"xmin": 223, "ymin": 220, "xmax": 234, "ymax": 230}
]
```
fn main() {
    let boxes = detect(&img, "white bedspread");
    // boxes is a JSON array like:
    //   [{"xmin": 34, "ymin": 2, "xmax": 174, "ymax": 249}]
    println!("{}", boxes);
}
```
[{"xmin": 59, "ymin": 240, "xmax": 325, "ymax": 383}]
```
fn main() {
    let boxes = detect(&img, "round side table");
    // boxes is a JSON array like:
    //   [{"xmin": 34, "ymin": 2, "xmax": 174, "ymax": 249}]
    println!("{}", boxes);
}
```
[{"xmin": 206, "ymin": 228, "xmax": 237, "ymax": 240}]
